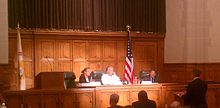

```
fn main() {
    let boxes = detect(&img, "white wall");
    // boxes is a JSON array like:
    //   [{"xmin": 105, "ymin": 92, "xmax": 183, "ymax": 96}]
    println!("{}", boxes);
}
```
[
  {"xmin": 0, "ymin": 0, "xmax": 8, "ymax": 64},
  {"xmin": 165, "ymin": 0, "xmax": 220, "ymax": 63}
]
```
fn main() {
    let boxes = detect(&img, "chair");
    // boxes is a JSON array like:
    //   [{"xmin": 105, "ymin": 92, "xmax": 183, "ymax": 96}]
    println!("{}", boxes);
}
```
[
  {"xmin": 91, "ymin": 70, "xmax": 104, "ymax": 82},
  {"xmin": 139, "ymin": 71, "xmax": 150, "ymax": 81},
  {"xmin": 64, "ymin": 72, "xmax": 76, "ymax": 88}
]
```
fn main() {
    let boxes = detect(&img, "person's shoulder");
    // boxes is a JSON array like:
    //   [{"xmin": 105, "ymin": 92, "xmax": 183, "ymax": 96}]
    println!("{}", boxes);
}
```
[
  {"xmin": 194, "ymin": 78, "xmax": 207, "ymax": 84},
  {"xmin": 132, "ymin": 101, "xmax": 139, "ymax": 105},
  {"xmin": 79, "ymin": 74, "xmax": 84, "ymax": 79},
  {"xmin": 147, "ymin": 99, "xmax": 156, "ymax": 106},
  {"xmin": 148, "ymin": 99, "xmax": 156, "ymax": 103},
  {"xmin": 109, "ymin": 105, "xmax": 124, "ymax": 108}
]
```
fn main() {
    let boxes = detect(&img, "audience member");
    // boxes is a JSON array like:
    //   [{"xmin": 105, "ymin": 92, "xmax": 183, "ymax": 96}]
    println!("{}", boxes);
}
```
[
  {"xmin": 132, "ymin": 90, "xmax": 156, "ymax": 108},
  {"xmin": 170, "ymin": 101, "xmax": 181, "ymax": 108},
  {"xmin": 79, "ymin": 67, "xmax": 92, "ymax": 83},
  {"xmin": 108, "ymin": 94, "xmax": 124, "ymax": 108}
]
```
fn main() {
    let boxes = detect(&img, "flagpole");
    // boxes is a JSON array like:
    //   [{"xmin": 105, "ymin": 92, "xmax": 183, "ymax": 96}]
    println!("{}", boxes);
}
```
[
  {"xmin": 17, "ymin": 23, "xmax": 26, "ymax": 90},
  {"xmin": 125, "ymin": 25, "xmax": 134, "ymax": 84},
  {"xmin": 126, "ymin": 25, "xmax": 131, "ymax": 39}
]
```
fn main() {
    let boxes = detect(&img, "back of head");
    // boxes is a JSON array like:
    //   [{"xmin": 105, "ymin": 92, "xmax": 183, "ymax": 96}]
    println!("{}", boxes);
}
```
[
  {"xmin": 110, "ymin": 94, "xmax": 119, "ymax": 106},
  {"xmin": 192, "ymin": 69, "xmax": 202, "ymax": 77},
  {"xmin": 138, "ymin": 90, "xmax": 148, "ymax": 101},
  {"xmin": 170, "ymin": 101, "xmax": 181, "ymax": 108}
]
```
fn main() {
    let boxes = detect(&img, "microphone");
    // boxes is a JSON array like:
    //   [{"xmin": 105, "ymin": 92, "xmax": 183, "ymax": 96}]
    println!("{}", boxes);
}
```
[
  {"xmin": 46, "ymin": 56, "xmax": 53, "ymax": 72},
  {"xmin": 41, "ymin": 56, "xmax": 54, "ymax": 72}
]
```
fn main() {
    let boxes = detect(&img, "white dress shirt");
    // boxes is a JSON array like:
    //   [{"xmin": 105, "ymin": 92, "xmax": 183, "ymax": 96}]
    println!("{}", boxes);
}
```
[{"xmin": 101, "ymin": 73, "xmax": 122, "ymax": 85}]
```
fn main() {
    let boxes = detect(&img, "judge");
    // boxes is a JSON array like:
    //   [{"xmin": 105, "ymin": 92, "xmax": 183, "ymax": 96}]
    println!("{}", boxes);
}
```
[
  {"xmin": 149, "ymin": 69, "xmax": 159, "ymax": 83},
  {"xmin": 140, "ymin": 69, "xmax": 159, "ymax": 83},
  {"xmin": 101, "ymin": 66, "xmax": 121, "ymax": 85},
  {"xmin": 79, "ymin": 67, "xmax": 92, "ymax": 83}
]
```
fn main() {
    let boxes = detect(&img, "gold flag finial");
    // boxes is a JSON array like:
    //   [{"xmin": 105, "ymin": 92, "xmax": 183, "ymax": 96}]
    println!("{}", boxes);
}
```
[
  {"xmin": 126, "ymin": 25, "xmax": 131, "ymax": 32},
  {"xmin": 17, "ymin": 23, "xmax": 20, "ymax": 30}
]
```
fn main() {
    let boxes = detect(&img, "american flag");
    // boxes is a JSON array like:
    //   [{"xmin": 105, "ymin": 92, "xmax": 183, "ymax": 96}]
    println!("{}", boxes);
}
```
[{"xmin": 124, "ymin": 30, "xmax": 134, "ymax": 84}]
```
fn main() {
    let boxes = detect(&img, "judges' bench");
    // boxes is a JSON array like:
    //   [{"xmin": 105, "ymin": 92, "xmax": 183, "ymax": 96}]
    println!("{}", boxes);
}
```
[{"xmin": 3, "ymin": 83, "xmax": 220, "ymax": 108}]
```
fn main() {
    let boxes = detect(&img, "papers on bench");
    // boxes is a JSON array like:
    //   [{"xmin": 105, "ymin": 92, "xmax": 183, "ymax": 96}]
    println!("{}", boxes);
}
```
[{"xmin": 78, "ymin": 82, "xmax": 102, "ymax": 87}]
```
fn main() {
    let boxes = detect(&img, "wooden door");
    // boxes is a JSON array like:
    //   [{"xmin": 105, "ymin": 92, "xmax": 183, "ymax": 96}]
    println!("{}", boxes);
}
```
[{"xmin": 61, "ymin": 93, "xmax": 77, "ymax": 108}]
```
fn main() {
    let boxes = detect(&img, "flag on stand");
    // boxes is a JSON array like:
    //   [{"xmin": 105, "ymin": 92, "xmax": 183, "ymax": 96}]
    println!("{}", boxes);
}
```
[
  {"xmin": 17, "ymin": 24, "xmax": 26, "ymax": 90},
  {"xmin": 124, "ymin": 25, "xmax": 134, "ymax": 84}
]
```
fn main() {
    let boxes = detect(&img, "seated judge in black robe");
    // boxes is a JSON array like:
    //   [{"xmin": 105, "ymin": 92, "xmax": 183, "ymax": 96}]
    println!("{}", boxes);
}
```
[
  {"xmin": 148, "ymin": 69, "xmax": 159, "ymax": 83},
  {"xmin": 140, "ymin": 69, "xmax": 159, "ymax": 83},
  {"xmin": 79, "ymin": 67, "xmax": 92, "ymax": 83}
]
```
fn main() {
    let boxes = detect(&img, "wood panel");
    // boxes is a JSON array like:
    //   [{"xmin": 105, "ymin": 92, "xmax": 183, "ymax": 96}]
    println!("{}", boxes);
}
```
[
  {"xmin": 22, "ymin": 39, "xmax": 34, "ymax": 88},
  {"xmin": 73, "ymin": 41, "xmax": 87, "ymax": 78},
  {"xmin": 103, "ymin": 41, "xmax": 117, "ymax": 71},
  {"xmin": 35, "ymin": 39, "xmax": 55, "ymax": 74},
  {"xmin": 61, "ymin": 93, "xmax": 76, "ymax": 108},
  {"xmin": 23, "ymin": 94, "xmax": 41, "ymax": 108},
  {"xmin": 76, "ymin": 92, "xmax": 94, "ymax": 108},
  {"xmin": 87, "ymin": 41, "xmax": 102, "ymax": 61},
  {"xmin": 4, "ymin": 94, "xmax": 23, "ymax": 108},
  {"xmin": 133, "ymin": 42, "xmax": 158, "ymax": 75},
  {"xmin": 163, "ymin": 63, "xmax": 220, "ymax": 83},
  {"xmin": 55, "ymin": 40, "xmax": 73, "ymax": 72},
  {"xmin": 116, "ymin": 41, "xmax": 126, "ymax": 78},
  {"xmin": 8, "ymin": 38, "xmax": 16, "ymax": 64},
  {"xmin": 0, "ymin": 64, "xmax": 17, "ymax": 92},
  {"xmin": 103, "ymin": 41, "xmax": 116, "ymax": 61},
  {"xmin": 87, "ymin": 41, "xmax": 103, "ymax": 72},
  {"xmin": 42, "ymin": 94, "xmax": 59, "ymax": 108}
]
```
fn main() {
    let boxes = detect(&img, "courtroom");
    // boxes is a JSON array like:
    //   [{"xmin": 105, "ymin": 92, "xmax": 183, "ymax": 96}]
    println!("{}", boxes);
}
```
[{"xmin": 0, "ymin": 0, "xmax": 220, "ymax": 108}]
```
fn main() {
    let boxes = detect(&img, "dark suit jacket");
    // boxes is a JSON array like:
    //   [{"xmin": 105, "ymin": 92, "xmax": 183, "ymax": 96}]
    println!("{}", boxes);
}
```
[
  {"xmin": 132, "ymin": 99, "xmax": 156, "ymax": 108},
  {"xmin": 183, "ymin": 78, "xmax": 208, "ymax": 108},
  {"xmin": 79, "ymin": 74, "xmax": 91, "ymax": 83}
]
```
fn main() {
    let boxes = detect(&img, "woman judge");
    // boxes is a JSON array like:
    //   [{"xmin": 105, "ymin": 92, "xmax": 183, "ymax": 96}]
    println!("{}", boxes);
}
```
[{"xmin": 79, "ymin": 67, "xmax": 92, "ymax": 83}]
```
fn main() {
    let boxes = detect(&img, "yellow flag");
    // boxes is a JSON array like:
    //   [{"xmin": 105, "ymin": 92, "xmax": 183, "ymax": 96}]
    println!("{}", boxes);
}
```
[{"xmin": 17, "ymin": 24, "xmax": 26, "ymax": 90}]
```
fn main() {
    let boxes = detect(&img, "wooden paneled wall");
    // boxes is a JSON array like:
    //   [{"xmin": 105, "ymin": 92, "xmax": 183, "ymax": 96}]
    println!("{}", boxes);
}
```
[
  {"xmin": 8, "ymin": 29, "xmax": 164, "ymax": 89},
  {"xmin": 163, "ymin": 63, "xmax": 220, "ymax": 83},
  {"xmin": 4, "ymin": 29, "xmax": 220, "ymax": 90}
]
